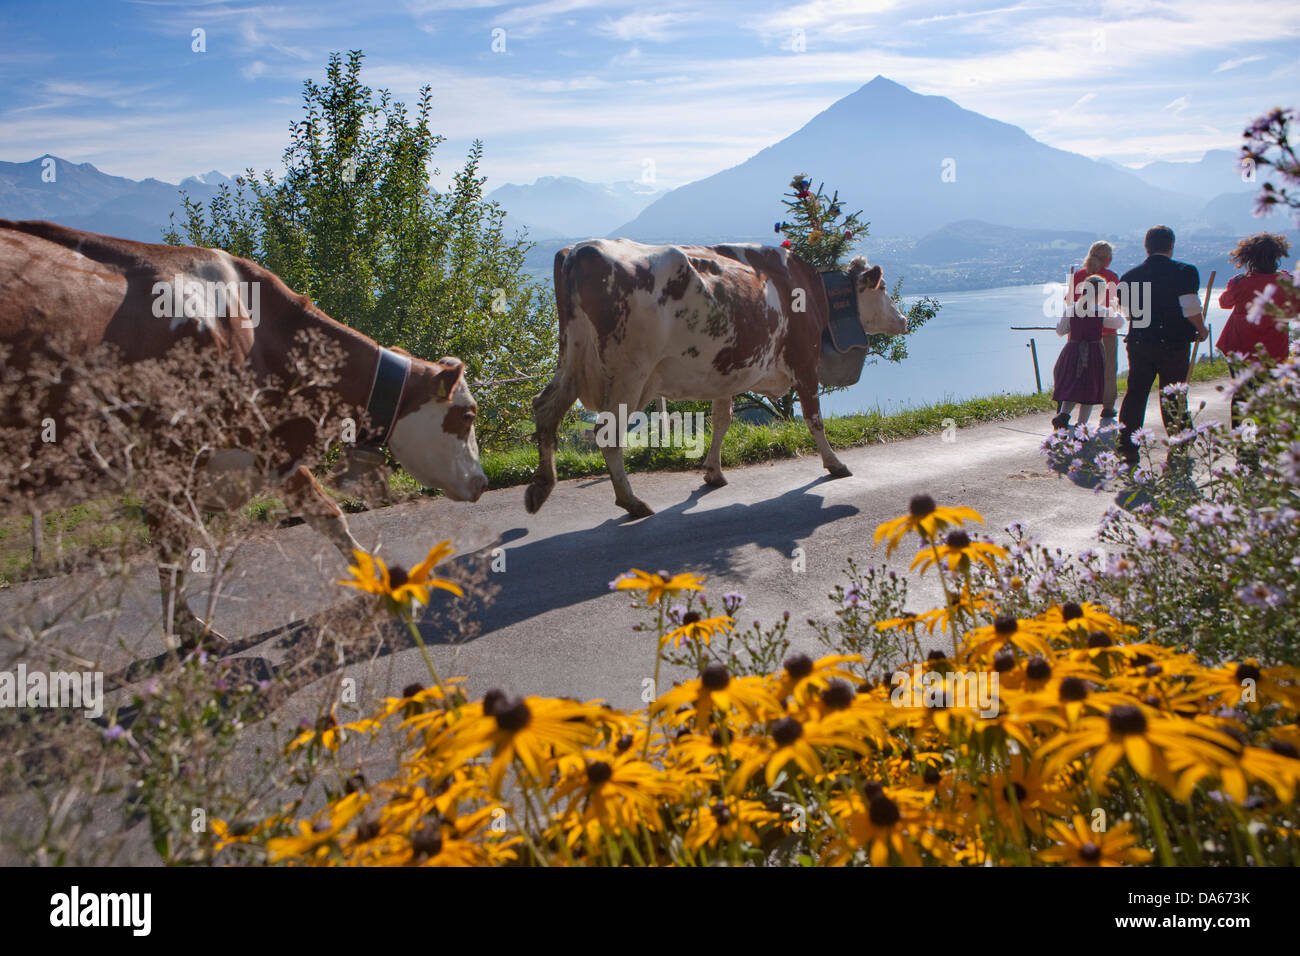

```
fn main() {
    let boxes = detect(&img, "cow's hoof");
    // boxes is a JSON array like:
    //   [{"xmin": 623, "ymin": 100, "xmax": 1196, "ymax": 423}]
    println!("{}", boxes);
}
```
[
  {"xmin": 703, "ymin": 471, "xmax": 728, "ymax": 487},
  {"xmin": 620, "ymin": 500, "xmax": 655, "ymax": 519},
  {"xmin": 524, "ymin": 481, "xmax": 552, "ymax": 514},
  {"xmin": 826, "ymin": 463, "xmax": 852, "ymax": 479}
]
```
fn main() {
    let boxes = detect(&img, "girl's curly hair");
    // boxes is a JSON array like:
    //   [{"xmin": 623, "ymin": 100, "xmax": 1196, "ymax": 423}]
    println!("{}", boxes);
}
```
[{"xmin": 1228, "ymin": 232, "xmax": 1291, "ymax": 274}]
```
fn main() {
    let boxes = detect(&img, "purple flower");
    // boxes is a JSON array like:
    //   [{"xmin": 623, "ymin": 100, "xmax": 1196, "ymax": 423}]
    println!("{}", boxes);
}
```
[
  {"xmin": 103, "ymin": 725, "xmax": 125, "ymax": 741},
  {"xmin": 721, "ymin": 592, "xmax": 746, "ymax": 614},
  {"xmin": 842, "ymin": 585, "xmax": 862, "ymax": 609},
  {"xmin": 1236, "ymin": 583, "xmax": 1287, "ymax": 609},
  {"xmin": 1281, "ymin": 442, "xmax": 1300, "ymax": 482},
  {"xmin": 1246, "ymin": 284, "xmax": 1277, "ymax": 325}
]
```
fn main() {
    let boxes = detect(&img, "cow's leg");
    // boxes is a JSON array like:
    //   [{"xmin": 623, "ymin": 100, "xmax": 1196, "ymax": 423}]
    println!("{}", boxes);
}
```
[
  {"xmin": 796, "ymin": 384, "xmax": 851, "ymax": 478},
  {"xmin": 703, "ymin": 397, "xmax": 733, "ymax": 487},
  {"xmin": 525, "ymin": 376, "xmax": 577, "ymax": 514},
  {"xmin": 282, "ymin": 465, "xmax": 363, "ymax": 559},
  {"xmin": 601, "ymin": 441, "xmax": 654, "ymax": 518},
  {"xmin": 144, "ymin": 510, "xmax": 223, "ymax": 652}
]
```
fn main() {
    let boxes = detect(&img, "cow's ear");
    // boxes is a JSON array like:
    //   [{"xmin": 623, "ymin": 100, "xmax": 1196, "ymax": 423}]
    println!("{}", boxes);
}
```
[
  {"xmin": 431, "ymin": 360, "xmax": 464, "ymax": 401},
  {"xmin": 861, "ymin": 265, "xmax": 883, "ymax": 290}
]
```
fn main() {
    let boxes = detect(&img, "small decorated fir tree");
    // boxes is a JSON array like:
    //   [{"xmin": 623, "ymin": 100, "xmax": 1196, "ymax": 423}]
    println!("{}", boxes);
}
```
[{"xmin": 774, "ymin": 174, "xmax": 868, "ymax": 270}]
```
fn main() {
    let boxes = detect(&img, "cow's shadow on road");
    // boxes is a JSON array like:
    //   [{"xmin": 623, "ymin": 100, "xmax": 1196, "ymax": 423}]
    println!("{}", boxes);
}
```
[{"xmin": 414, "ymin": 477, "xmax": 859, "ymax": 646}]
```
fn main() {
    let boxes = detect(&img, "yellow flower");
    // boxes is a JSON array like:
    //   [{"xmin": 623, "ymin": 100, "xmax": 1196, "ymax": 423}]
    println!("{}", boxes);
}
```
[
  {"xmin": 662, "ymin": 612, "xmax": 734, "ymax": 648},
  {"xmin": 682, "ymin": 797, "xmax": 780, "ymax": 851},
  {"xmin": 652, "ymin": 664, "xmax": 782, "ymax": 734},
  {"xmin": 823, "ymin": 784, "xmax": 930, "ymax": 866},
  {"xmin": 730, "ymin": 714, "xmax": 870, "ymax": 792},
  {"xmin": 612, "ymin": 568, "xmax": 705, "ymax": 605},
  {"xmin": 1039, "ymin": 703, "xmax": 1240, "ymax": 790},
  {"xmin": 911, "ymin": 529, "xmax": 1007, "ymax": 575},
  {"xmin": 772, "ymin": 653, "xmax": 862, "ymax": 705},
  {"xmin": 337, "ymin": 540, "xmax": 463, "ymax": 608},
  {"xmin": 874, "ymin": 495, "xmax": 983, "ymax": 557},
  {"xmin": 1039, "ymin": 814, "xmax": 1152, "ymax": 867},
  {"xmin": 426, "ymin": 691, "xmax": 602, "ymax": 793}
]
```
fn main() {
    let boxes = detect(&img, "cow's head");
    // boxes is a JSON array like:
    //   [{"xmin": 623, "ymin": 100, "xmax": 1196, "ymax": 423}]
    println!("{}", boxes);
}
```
[
  {"xmin": 848, "ymin": 256, "xmax": 907, "ymax": 336},
  {"xmin": 386, "ymin": 355, "xmax": 488, "ymax": 502}
]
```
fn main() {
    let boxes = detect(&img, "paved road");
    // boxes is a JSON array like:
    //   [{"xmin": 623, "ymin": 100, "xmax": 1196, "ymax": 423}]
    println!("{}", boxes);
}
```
[{"xmin": 1, "ymin": 383, "xmax": 1230, "ymax": 715}]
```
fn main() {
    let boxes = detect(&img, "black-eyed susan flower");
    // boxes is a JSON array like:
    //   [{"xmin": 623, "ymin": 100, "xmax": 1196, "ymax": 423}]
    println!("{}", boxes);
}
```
[
  {"xmin": 337, "ymin": 541, "xmax": 463, "ymax": 609},
  {"xmin": 427, "ymin": 692, "xmax": 602, "ymax": 793},
  {"xmin": 652, "ymin": 664, "xmax": 781, "ymax": 734},
  {"xmin": 1039, "ymin": 703, "xmax": 1240, "ymax": 790},
  {"xmin": 661, "ymin": 611, "xmax": 735, "ymax": 648},
  {"xmin": 911, "ymin": 529, "xmax": 1007, "ymax": 575},
  {"xmin": 1039, "ymin": 814, "xmax": 1152, "ymax": 866},
  {"xmin": 874, "ymin": 495, "xmax": 983, "ymax": 558},
  {"xmin": 611, "ymin": 568, "xmax": 705, "ymax": 605},
  {"xmin": 823, "ymin": 786, "xmax": 930, "ymax": 866},
  {"xmin": 772, "ymin": 653, "xmax": 862, "ymax": 705},
  {"xmin": 682, "ymin": 797, "xmax": 780, "ymax": 851}
]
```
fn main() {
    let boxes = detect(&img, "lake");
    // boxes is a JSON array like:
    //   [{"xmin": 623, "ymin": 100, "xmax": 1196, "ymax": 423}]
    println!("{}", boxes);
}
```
[{"xmin": 818, "ymin": 282, "xmax": 1234, "ymax": 416}]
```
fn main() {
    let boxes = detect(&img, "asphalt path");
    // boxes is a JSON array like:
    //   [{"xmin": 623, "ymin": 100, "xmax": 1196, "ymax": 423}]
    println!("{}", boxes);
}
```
[{"xmin": 1, "ymin": 382, "xmax": 1230, "ymax": 716}]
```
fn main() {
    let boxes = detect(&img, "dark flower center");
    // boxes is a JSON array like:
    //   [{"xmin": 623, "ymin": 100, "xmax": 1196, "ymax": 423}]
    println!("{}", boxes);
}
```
[
  {"xmin": 1107, "ymin": 704, "xmax": 1148, "ymax": 736},
  {"xmin": 1235, "ymin": 663, "xmax": 1262, "ymax": 683},
  {"xmin": 1269, "ymin": 740, "xmax": 1299, "ymax": 760},
  {"xmin": 616, "ymin": 733, "xmax": 634, "ymax": 753},
  {"xmin": 922, "ymin": 765, "xmax": 941, "ymax": 785},
  {"xmin": 710, "ymin": 728, "xmax": 725, "ymax": 747},
  {"xmin": 909, "ymin": 494, "xmax": 937, "ymax": 519},
  {"xmin": 993, "ymin": 649, "xmax": 1016, "ymax": 673},
  {"xmin": 494, "ymin": 698, "xmax": 532, "ymax": 733},
  {"xmin": 868, "ymin": 794, "xmax": 902, "ymax": 827},
  {"xmin": 858, "ymin": 680, "xmax": 874, "ymax": 693},
  {"xmin": 862, "ymin": 780, "xmax": 884, "ymax": 801},
  {"xmin": 820, "ymin": 680, "xmax": 855, "ymax": 711},
  {"xmin": 586, "ymin": 761, "xmax": 613, "ymax": 785},
  {"xmin": 402, "ymin": 682, "xmax": 424, "ymax": 699},
  {"xmin": 1062, "ymin": 602, "xmax": 1084, "ymax": 621},
  {"xmin": 345, "ymin": 773, "xmax": 367, "ymax": 794},
  {"xmin": 1131, "ymin": 653, "xmax": 1154, "ymax": 668},
  {"xmin": 1059, "ymin": 677, "xmax": 1089, "ymax": 702},
  {"xmin": 682, "ymin": 611, "xmax": 701, "ymax": 626},
  {"xmin": 1003, "ymin": 781, "xmax": 1028, "ymax": 803},
  {"xmin": 388, "ymin": 566, "xmax": 409, "ymax": 589},
  {"xmin": 1086, "ymin": 631, "xmax": 1112, "ymax": 648},
  {"xmin": 701, "ymin": 664, "xmax": 731, "ymax": 691},
  {"xmin": 1145, "ymin": 663, "xmax": 1163, "ymax": 677},
  {"xmin": 784, "ymin": 654, "xmax": 814, "ymax": 680},
  {"xmin": 1026, "ymin": 656, "xmax": 1052, "ymax": 681},
  {"xmin": 927, "ymin": 649, "xmax": 947, "ymax": 662},
  {"xmin": 710, "ymin": 802, "xmax": 732, "ymax": 826},
  {"xmin": 946, "ymin": 530, "xmax": 971, "ymax": 549},
  {"xmin": 482, "ymin": 688, "xmax": 508, "ymax": 716},
  {"xmin": 772, "ymin": 716, "xmax": 803, "ymax": 747},
  {"xmin": 994, "ymin": 616, "xmax": 1018, "ymax": 636},
  {"xmin": 356, "ymin": 818, "xmax": 380, "ymax": 843},
  {"xmin": 1079, "ymin": 841, "xmax": 1102, "ymax": 862},
  {"xmin": 412, "ymin": 823, "xmax": 443, "ymax": 859}
]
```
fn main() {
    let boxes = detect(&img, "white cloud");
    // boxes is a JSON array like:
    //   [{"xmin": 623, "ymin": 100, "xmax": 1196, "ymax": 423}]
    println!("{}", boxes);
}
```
[
  {"xmin": 595, "ymin": 12, "xmax": 684, "ymax": 43},
  {"xmin": 1214, "ymin": 54, "xmax": 1266, "ymax": 73}
]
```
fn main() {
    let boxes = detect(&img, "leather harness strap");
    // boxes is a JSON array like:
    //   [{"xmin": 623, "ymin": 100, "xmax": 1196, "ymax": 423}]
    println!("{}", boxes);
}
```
[{"xmin": 360, "ymin": 347, "xmax": 412, "ymax": 447}]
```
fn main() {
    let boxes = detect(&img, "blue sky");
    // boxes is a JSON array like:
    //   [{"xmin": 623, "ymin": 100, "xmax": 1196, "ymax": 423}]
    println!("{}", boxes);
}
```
[{"xmin": 1, "ymin": 0, "xmax": 1297, "ymax": 190}]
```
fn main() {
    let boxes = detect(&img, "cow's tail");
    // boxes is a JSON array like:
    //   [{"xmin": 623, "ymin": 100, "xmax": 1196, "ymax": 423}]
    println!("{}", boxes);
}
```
[{"xmin": 525, "ymin": 249, "xmax": 577, "ymax": 514}]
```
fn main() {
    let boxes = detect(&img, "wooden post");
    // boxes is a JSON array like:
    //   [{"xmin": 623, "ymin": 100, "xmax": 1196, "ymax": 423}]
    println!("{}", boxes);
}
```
[{"xmin": 1028, "ymin": 338, "xmax": 1043, "ymax": 393}]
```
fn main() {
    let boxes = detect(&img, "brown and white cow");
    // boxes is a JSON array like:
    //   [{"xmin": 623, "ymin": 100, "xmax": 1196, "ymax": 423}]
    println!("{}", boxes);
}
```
[
  {"xmin": 525, "ymin": 239, "xmax": 906, "ymax": 517},
  {"xmin": 0, "ymin": 219, "xmax": 487, "ymax": 644}
]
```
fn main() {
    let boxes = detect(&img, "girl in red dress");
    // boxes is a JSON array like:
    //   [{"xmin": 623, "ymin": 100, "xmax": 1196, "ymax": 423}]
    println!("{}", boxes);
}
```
[{"xmin": 1216, "ymin": 233, "xmax": 1299, "ymax": 428}]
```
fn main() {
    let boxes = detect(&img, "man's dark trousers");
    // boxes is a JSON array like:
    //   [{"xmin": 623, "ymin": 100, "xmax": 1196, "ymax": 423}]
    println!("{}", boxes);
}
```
[{"xmin": 1118, "ymin": 340, "xmax": 1192, "ymax": 462}]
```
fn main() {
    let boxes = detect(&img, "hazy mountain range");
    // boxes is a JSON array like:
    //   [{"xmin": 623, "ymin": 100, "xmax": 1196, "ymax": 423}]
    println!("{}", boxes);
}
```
[
  {"xmin": 613, "ymin": 77, "xmax": 1274, "ymax": 242},
  {"xmin": 486, "ymin": 176, "xmax": 665, "ymax": 240},
  {"xmin": 1, "ymin": 76, "xmax": 1291, "ymax": 293}
]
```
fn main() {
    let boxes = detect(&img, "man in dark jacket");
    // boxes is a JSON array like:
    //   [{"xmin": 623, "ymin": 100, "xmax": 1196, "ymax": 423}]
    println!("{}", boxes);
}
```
[{"xmin": 1116, "ymin": 225, "xmax": 1210, "ymax": 465}]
